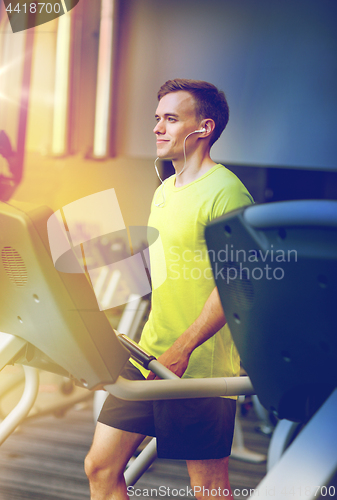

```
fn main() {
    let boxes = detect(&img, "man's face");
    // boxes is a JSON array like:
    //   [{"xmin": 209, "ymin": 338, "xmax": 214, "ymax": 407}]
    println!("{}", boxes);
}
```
[{"xmin": 153, "ymin": 91, "xmax": 200, "ymax": 161}]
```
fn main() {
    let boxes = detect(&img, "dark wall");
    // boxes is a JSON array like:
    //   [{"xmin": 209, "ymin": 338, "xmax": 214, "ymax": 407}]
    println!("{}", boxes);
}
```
[
  {"xmin": 228, "ymin": 166, "xmax": 337, "ymax": 204},
  {"xmin": 162, "ymin": 161, "xmax": 337, "ymax": 204},
  {"xmin": 121, "ymin": 0, "xmax": 337, "ymax": 171}
]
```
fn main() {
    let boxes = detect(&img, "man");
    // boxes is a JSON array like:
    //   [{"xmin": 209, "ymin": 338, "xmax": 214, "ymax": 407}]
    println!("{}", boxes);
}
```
[{"xmin": 85, "ymin": 79, "xmax": 253, "ymax": 499}]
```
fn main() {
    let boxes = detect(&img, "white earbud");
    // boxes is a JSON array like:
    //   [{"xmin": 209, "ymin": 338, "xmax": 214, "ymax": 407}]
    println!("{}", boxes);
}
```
[{"xmin": 195, "ymin": 127, "xmax": 206, "ymax": 133}]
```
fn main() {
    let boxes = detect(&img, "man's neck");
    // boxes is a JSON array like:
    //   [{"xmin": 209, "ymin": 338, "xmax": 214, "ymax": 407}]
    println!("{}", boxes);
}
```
[{"xmin": 173, "ymin": 153, "xmax": 217, "ymax": 187}]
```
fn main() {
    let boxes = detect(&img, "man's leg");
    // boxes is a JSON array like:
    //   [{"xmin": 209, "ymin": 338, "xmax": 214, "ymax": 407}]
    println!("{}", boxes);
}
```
[
  {"xmin": 187, "ymin": 457, "xmax": 233, "ymax": 500},
  {"xmin": 85, "ymin": 421, "xmax": 146, "ymax": 500}
]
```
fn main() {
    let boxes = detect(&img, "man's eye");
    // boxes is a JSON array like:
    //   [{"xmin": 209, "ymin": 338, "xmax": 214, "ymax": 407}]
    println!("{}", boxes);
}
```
[{"xmin": 168, "ymin": 117, "xmax": 176, "ymax": 122}]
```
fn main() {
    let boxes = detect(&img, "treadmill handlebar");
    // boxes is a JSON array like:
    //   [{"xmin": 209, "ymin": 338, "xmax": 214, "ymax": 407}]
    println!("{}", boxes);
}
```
[
  {"xmin": 105, "ymin": 375, "xmax": 255, "ymax": 401},
  {"xmin": 118, "ymin": 333, "xmax": 156, "ymax": 370}
]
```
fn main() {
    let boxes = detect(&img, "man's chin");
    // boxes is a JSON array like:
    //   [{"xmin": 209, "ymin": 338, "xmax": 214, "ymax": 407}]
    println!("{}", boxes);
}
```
[{"xmin": 156, "ymin": 151, "xmax": 171, "ymax": 160}]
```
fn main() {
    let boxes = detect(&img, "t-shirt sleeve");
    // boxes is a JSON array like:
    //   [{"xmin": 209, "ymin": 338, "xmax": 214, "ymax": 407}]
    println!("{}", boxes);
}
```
[{"xmin": 210, "ymin": 176, "xmax": 254, "ymax": 221}]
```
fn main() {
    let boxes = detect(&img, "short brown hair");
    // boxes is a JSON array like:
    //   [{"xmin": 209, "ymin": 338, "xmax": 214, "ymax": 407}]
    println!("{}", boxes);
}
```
[{"xmin": 157, "ymin": 79, "xmax": 229, "ymax": 146}]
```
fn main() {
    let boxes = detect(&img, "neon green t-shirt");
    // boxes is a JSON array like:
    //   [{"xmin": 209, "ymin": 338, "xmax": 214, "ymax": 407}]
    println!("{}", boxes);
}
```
[{"xmin": 134, "ymin": 164, "xmax": 253, "ymax": 385}]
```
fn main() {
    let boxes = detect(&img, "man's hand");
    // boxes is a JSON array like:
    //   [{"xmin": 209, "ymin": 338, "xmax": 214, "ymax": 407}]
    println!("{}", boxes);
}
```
[{"xmin": 147, "ymin": 342, "xmax": 191, "ymax": 380}]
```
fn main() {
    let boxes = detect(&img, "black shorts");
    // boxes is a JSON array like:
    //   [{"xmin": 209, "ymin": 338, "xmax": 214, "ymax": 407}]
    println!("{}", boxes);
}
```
[{"xmin": 98, "ymin": 361, "xmax": 236, "ymax": 460}]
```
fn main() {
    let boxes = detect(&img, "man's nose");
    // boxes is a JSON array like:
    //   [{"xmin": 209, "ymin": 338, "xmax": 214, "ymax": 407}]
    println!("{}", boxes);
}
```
[{"xmin": 153, "ymin": 120, "xmax": 165, "ymax": 134}]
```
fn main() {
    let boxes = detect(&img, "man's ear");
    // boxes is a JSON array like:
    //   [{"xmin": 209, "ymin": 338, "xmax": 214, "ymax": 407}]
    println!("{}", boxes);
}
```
[{"xmin": 201, "ymin": 119, "xmax": 216, "ymax": 137}]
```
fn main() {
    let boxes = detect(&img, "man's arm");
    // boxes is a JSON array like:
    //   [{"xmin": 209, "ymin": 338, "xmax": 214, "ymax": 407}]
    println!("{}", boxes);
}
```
[{"xmin": 147, "ymin": 287, "xmax": 226, "ymax": 379}]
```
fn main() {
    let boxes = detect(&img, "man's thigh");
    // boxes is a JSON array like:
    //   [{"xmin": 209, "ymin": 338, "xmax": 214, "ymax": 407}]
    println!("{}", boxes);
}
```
[{"xmin": 87, "ymin": 422, "xmax": 146, "ymax": 474}]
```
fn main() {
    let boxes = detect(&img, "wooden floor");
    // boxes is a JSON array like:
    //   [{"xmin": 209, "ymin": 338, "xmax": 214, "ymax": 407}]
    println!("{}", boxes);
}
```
[{"xmin": 0, "ymin": 398, "xmax": 271, "ymax": 500}]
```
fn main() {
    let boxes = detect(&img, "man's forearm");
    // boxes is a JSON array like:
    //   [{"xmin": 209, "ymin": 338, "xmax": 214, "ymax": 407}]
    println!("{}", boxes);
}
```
[{"xmin": 174, "ymin": 287, "xmax": 226, "ymax": 357}]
